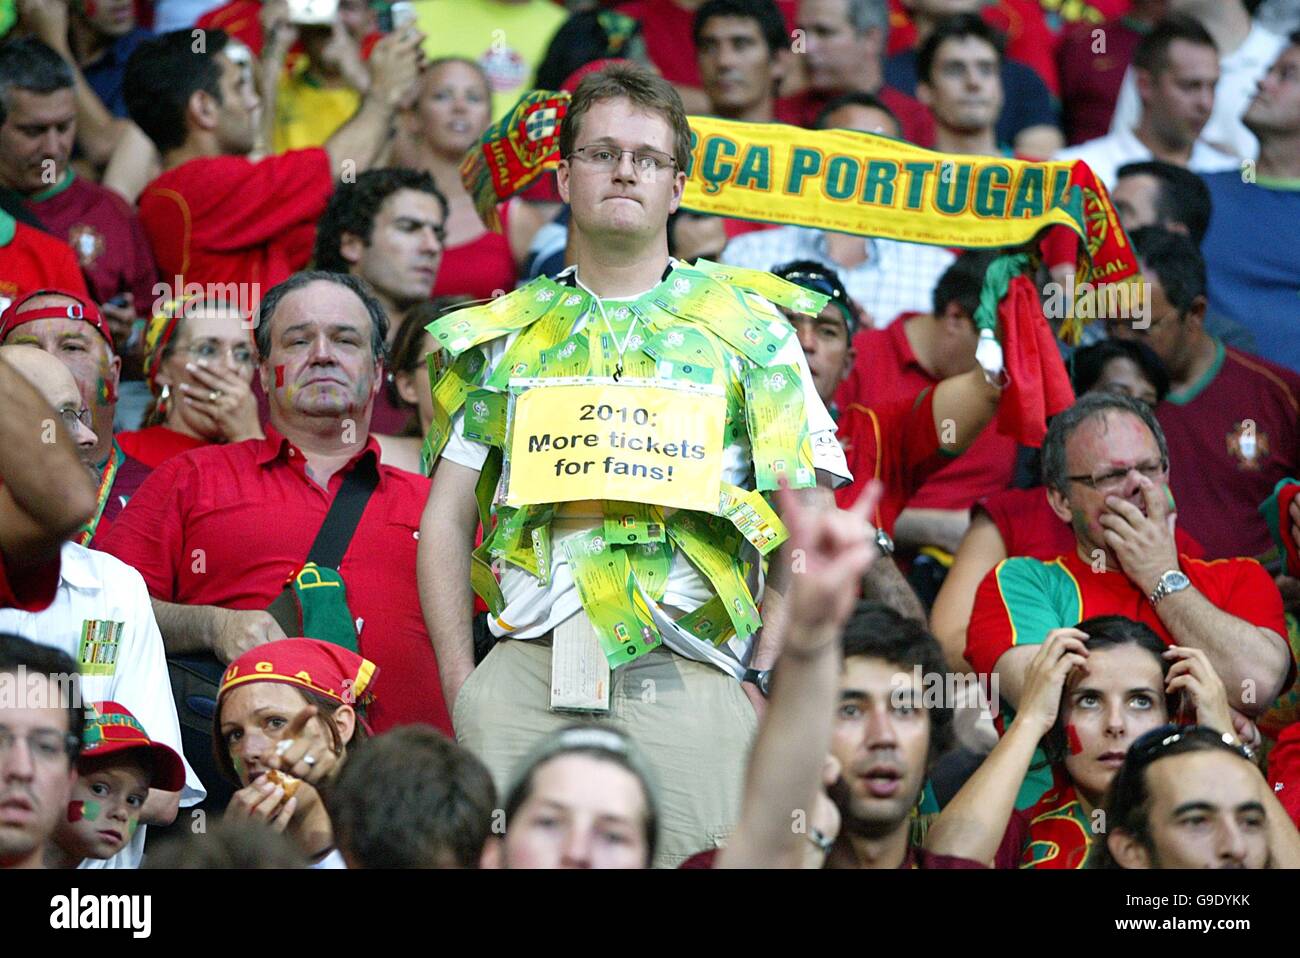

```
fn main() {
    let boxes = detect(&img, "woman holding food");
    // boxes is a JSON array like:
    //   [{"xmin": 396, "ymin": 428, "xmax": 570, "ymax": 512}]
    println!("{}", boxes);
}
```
[{"xmin": 215, "ymin": 638, "xmax": 374, "ymax": 869}]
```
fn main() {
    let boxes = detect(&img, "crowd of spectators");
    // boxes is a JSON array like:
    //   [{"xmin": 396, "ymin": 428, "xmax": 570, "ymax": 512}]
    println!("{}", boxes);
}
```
[{"xmin": 1, "ymin": 0, "xmax": 1299, "ymax": 873}]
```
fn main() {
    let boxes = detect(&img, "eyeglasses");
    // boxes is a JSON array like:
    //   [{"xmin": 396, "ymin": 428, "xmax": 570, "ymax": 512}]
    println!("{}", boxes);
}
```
[
  {"xmin": 568, "ymin": 145, "xmax": 677, "ymax": 176},
  {"xmin": 179, "ymin": 340, "xmax": 256, "ymax": 367},
  {"xmin": 0, "ymin": 725, "xmax": 79, "ymax": 764},
  {"xmin": 1066, "ymin": 458, "xmax": 1167, "ymax": 494},
  {"xmin": 1128, "ymin": 724, "xmax": 1251, "ymax": 766},
  {"xmin": 58, "ymin": 405, "xmax": 93, "ymax": 433}
]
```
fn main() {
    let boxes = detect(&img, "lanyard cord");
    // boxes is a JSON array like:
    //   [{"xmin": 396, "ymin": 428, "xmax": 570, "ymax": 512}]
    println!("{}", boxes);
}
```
[{"xmin": 574, "ymin": 273, "xmax": 640, "ymax": 379}]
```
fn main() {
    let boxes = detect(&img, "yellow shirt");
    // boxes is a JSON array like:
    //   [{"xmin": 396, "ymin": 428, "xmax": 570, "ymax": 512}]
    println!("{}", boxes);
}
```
[
  {"xmin": 273, "ymin": 66, "xmax": 361, "ymax": 153},
  {"xmin": 412, "ymin": 0, "xmax": 568, "ymax": 120}
]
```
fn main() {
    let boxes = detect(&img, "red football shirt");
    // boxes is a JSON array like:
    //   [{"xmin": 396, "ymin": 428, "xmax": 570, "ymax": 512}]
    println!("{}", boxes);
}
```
[
  {"xmin": 834, "ymin": 386, "xmax": 948, "ymax": 534},
  {"xmin": 137, "ymin": 149, "xmax": 333, "ymax": 301},
  {"xmin": 1157, "ymin": 343, "xmax": 1300, "ymax": 560},
  {"xmin": 0, "ymin": 220, "xmax": 90, "ymax": 308},
  {"xmin": 775, "ymin": 85, "xmax": 935, "ymax": 148},
  {"xmin": 1056, "ymin": 16, "xmax": 1144, "ymax": 145},
  {"xmin": 26, "ymin": 172, "xmax": 158, "ymax": 313},
  {"xmin": 99, "ymin": 426, "xmax": 448, "ymax": 734},
  {"xmin": 837, "ymin": 313, "xmax": 1016, "ymax": 512},
  {"xmin": 966, "ymin": 549, "xmax": 1287, "ymax": 679},
  {"xmin": 977, "ymin": 484, "xmax": 1205, "ymax": 561},
  {"xmin": 95, "ymin": 451, "xmax": 154, "ymax": 547}
]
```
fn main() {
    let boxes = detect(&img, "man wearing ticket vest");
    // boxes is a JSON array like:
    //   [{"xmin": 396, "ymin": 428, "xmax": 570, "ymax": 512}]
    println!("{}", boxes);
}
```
[{"xmin": 418, "ymin": 63, "xmax": 857, "ymax": 867}]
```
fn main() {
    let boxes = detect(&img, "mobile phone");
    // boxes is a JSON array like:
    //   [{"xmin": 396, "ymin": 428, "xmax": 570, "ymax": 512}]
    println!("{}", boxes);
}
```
[{"xmin": 288, "ymin": 0, "xmax": 339, "ymax": 26}]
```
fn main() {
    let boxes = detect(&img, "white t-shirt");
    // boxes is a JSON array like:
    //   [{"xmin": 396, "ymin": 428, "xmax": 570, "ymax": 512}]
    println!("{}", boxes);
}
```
[
  {"xmin": 0, "ymin": 542, "xmax": 207, "ymax": 869},
  {"xmin": 1107, "ymin": 23, "xmax": 1288, "ymax": 162},
  {"xmin": 1053, "ymin": 123, "xmax": 1239, "ymax": 189},
  {"xmin": 440, "ymin": 266, "xmax": 851, "ymax": 676}
]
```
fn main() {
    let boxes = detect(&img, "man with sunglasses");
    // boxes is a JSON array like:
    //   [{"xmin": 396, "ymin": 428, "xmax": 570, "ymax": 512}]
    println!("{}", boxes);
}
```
[
  {"xmin": 967, "ymin": 391, "xmax": 1293, "ymax": 735},
  {"xmin": 1095, "ymin": 724, "xmax": 1300, "ymax": 868},
  {"xmin": 0, "ymin": 635, "xmax": 84, "ymax": 869},
  {"xmin": 1107, "ymin": 227, "xmax": 1300, "ymax": 561}
]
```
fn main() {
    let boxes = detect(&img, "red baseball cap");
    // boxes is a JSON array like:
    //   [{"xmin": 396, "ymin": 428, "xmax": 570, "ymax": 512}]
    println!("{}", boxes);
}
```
[
  {"xmin": 80, "ymin": 701, "xmax": 187, "ymax": 792},
  {"xmin": 0, "ymin": 288, "xmax": 115, "ymax": 355}
]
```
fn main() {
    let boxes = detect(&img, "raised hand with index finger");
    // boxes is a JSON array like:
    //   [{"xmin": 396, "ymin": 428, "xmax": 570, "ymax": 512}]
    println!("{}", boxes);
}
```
[{"xmin": 266, "ymin": 704, "xmax": 342, "ymax": 786}]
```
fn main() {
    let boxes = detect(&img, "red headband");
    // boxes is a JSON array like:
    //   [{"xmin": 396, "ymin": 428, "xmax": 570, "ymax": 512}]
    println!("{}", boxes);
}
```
[{"xmin": 0, "ymin": 288, "xmax": 114, "ymax": 354}]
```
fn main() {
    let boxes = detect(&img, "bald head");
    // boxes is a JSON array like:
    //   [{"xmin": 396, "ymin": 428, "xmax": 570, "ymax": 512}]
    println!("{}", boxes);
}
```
[{"xmin": 0, "ymin": 344, "xmax": 98, "ymax": 456}]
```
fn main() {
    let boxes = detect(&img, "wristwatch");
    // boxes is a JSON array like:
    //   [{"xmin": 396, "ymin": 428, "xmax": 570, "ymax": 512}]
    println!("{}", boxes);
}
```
[
  {"xmin": 743, "ymin": 668, "xmax": 773, "ymax": 697},
  {"xmin": 1148, "ymin": 569, "xmax": 1191, "ymax": 605},
  {"xmin": 874, "ymin": 527, "xmax": 895, "ymax": 558}
]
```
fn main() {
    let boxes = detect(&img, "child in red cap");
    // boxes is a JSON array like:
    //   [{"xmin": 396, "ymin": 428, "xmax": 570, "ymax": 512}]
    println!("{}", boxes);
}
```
[{"xmin": 47, "ymin": 701, "xmax": 185, "ymax": 868}]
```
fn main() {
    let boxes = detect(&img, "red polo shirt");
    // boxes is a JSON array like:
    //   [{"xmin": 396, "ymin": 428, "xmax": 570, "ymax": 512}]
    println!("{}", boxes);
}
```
[
  {"xmin": 1156, "ymin": 342, "xmax": 1300, "ymax": 560},
  {"xmin": 99, "ymin": 426, "xmax": 447, "ymax": 734},
  {"xmin": 834, "ymin": 386, "xmax": 948, "ymax": 534},
  {"xmin": 137, "ymin": 149, "xmax": 333, "ymax": 300},
  {"xmin": 838, "ymin": 313, "xmax": 1017, "ymax": 513},
  {"xmin": 25, "ymin": 172, "xmax": 158, "ymax": 314}
]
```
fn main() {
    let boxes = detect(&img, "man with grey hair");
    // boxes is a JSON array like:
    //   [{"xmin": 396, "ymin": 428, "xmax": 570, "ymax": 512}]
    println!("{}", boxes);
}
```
[
  {"xmin": 780, "ymin": 0, "xmax": 934, "ymax": 143},
  {"xmin": 965, "ymin": 391, "xmax": 1293, "ymax": 730},
  {"xmin": 101, "ymin": 271, "xmax": 449, "ymax": 736}
]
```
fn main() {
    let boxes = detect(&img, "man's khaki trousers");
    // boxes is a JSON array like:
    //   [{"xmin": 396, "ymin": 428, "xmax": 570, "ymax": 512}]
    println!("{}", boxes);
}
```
[{"xmin": 454, "ymin": 637, "xmax": 759, "ymax": 868}]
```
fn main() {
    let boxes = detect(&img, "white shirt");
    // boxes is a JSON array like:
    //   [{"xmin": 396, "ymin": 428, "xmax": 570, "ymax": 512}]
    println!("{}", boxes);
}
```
[
  {"xmin": 720, "ymin": 227, "xmax": 956, "ymax": 329},
  {"xmin": 0, "ymin": 542, "xmax": 207, "ymax": 869},
  {"xmin": 440, "ymin": 266, "xmax": 851, "ymax": 677},
  {"xmin": 1054, "ymin": 123, "xmax": 1239, "ymax": 189},
  {"xmin": 1107, "ymin": 23, "xmax": 1288, "ymax": 162}
]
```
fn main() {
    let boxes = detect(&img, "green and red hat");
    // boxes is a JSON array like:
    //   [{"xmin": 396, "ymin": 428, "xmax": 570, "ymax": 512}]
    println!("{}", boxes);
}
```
[{"xmin": 80, "ymin": 701, "xmax": 186, "ymax": 792}]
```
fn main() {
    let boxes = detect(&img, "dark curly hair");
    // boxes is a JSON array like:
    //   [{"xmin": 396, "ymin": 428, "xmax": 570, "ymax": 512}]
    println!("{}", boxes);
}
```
[{"xmin": 313, "ymin": 168, "xmax": 447, "ymax": 274}]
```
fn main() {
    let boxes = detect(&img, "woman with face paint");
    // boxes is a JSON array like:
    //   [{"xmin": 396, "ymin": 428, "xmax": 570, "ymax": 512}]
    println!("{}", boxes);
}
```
[
  {"xmin": 48, "ymin": 701, "xmax": 187, "ymax": 868},
  {"xmin": 215, "ymin": 639, "xmax": 373, "ymax": 869},
  {"xmin": 117, "ymin": 296, "xmax": 264, "ymax": 467},
  {"xmin": 924, "ymin": 615, "xmax": 1240, "ymax": 868}
]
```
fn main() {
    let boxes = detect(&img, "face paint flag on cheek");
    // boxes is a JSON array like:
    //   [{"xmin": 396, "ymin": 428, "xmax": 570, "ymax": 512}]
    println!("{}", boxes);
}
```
[
  {"xmin": 68, "ymin": 799, "xmax": 101, "ymax": 822},
  {"xmin": 275, "ymin": 364, "xmax": 285, "ymax": 388},
  {"xmin": 1066, "ymin": 724, "xmax": 1084, "ymax": 755}
]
